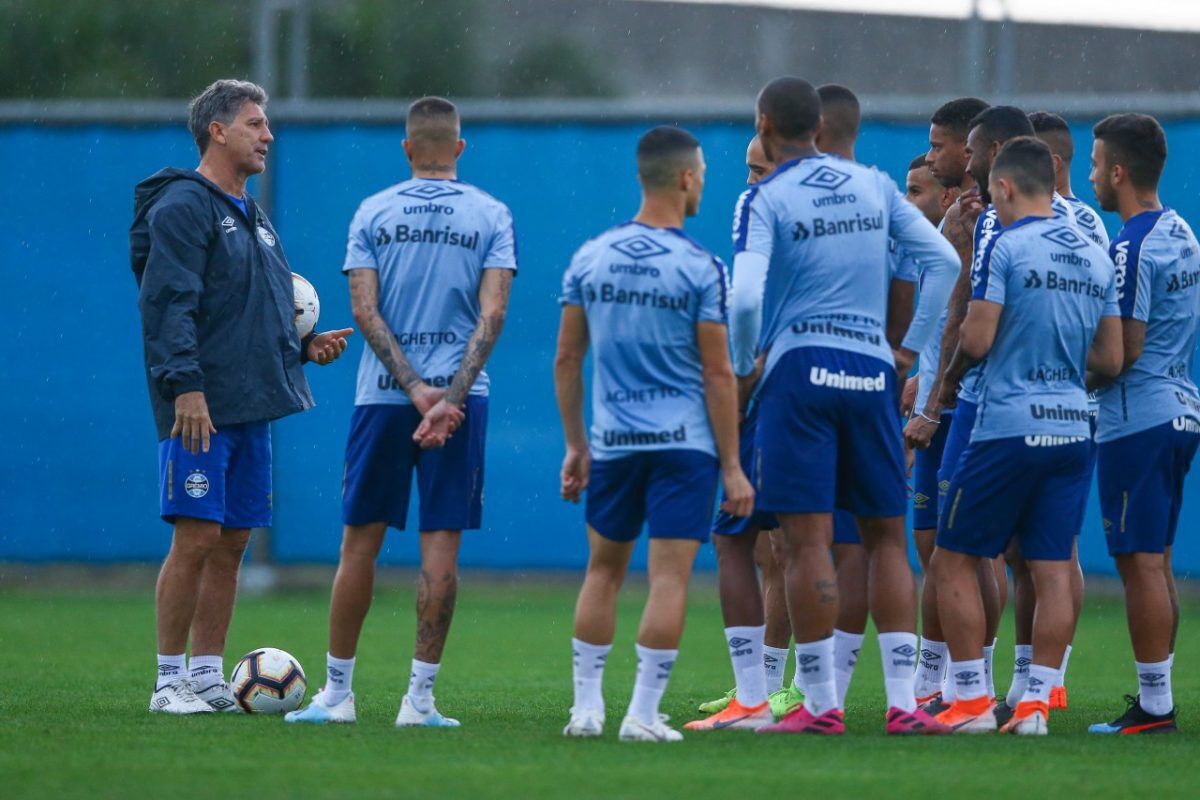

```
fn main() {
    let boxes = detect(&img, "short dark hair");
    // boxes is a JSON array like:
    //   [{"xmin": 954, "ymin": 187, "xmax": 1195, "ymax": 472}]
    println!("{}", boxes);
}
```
[
  {"xmin": 406, "ymin": 96, "xmax": 460, "ymax": 143},
  {"xmin": 992, "ymin": 136, "xmax": 1055, "ymax": 197},
  {"xmin": 930, "ymin": 97, "xmax": 990, "ymax": 136},
  {"xmin": 969, "ymin": 105, "xmax": 1034, "ymax": 146},
  {"xmin": 817, "ymin": 83, "xmax": 860, "ymax": 145},
  {"xmin": 757, "ymin": 77, "xmax": 821, "ymax": 139},
  {"xmin": 637, "ymin": 126, "xmax": 701, "ymax": 189},
  {"xmin": 908, "ymin": 154, "xmax": 930, "ymax": 172},
  {"xmin": 1093, "ymin": 113, "xmax": 1167, "ymax": 190},
  {"xmin": 1028, "ymin": 111, "xmax": 1074, "ymax": 164},
  {"xmin": 188, "ymin": 79, "xmax": 268, "ymax": 156}
]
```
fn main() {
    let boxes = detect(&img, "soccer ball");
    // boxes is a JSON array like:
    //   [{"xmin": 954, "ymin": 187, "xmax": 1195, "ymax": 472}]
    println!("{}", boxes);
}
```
[
  {"xmin": 293, "ymin": 273, "xmax": 320, "ymax": 338},
  {"xmin": 229, "ymin": 647, "xmax": 307, "ymax": 714}
]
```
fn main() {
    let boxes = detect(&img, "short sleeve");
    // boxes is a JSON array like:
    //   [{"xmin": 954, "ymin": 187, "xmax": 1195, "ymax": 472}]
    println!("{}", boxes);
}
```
[
  {"xmin": 485, "ymin": 205, "xmax": 519, "ymax": 272},
  {"xmin": 733, "ymin": 187, "xmax": 774, "ymax": 259},
  {"xmin": 697, "ymin": 256, "xmax": 729, "ymax": 323},
  {"xmin": 1103, "ymin": 266, "xmax": 1121, "ymax": 317},
  {"xmin": 342, "ymin": 204, "xmax": 377, "ymax": 273},
  {"xmin": 559, "ymin": 250, "xmax": 586, "ymax": 307},
  {"xmin": 1119, "ymin": 245, "xmax": 1153, "ymax": 322},
  {"xmin": 890, "ymin": 238, "xmax": 918, "ymax": 282},
  {"xmin": 972, "ymin": 231, "xmax": 1009, "ymax": 304}
]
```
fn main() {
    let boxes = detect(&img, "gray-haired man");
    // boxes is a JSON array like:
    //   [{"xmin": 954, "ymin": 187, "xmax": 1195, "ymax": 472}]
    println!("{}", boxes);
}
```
[{"xmin": 131, "ymin": 79, "xmax": 352, "ymax": 714}]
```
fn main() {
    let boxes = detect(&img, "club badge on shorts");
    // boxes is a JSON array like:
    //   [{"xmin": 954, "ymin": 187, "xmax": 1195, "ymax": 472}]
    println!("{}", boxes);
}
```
[{"xmin": 185, "ymin": 470, "xmax": 210, "ymax": 499}]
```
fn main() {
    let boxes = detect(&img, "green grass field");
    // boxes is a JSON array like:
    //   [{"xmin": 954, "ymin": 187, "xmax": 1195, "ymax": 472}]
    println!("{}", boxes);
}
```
[{"xmin": 1, "ymin": 577, "xmax": 1197, "ymax": 799}]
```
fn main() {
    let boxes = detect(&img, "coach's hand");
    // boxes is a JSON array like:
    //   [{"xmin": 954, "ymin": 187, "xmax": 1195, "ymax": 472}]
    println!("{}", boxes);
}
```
[
  {"xmin": 410, "ymin": 383, "xmax": 446, "ymax": 416},
  {"xmin": 720, "ymin": 466, "xmax": 755, "ymax": 518},
  {"xmin": 306, "ymin": 328, "xmax": 354, "ymax": 365},
  {"xmin": 414, "ymin": 399, "xmax": 466, "ymax": 449},
  {"xmin": 560, "ymin": 446, "xmax": 591, "ymax": 503},
  {"xmin": 904, "ymin": 413, "xmax": 939, "ymax": 451},
  {"xmin": 900, "ymin": 375, "xmax": 919, "ymax": 417},
  {"xmin": 172, "ymin": 391, "xmax": 217, "ymax": 455}
]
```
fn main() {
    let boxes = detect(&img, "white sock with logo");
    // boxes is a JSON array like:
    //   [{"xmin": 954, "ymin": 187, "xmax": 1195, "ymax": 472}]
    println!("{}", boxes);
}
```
[
  {"xmin": 983, "ymin": 639, "xmax": 997, "ymax": 697},
  {"xmin": 914, "ymin": 638, "xmax": 948, "ymax": 700},
  {"xmin": 833, "ymin": 629, "xmax": 865, "ymax": 709},
  {"xmin": 188, "ymin": 655, "xmax": 223, "ymax": 692},
  {"xmin": 1005, "ymin": 645, "xmax": 1033, "ymax": 708},
  {"xmin": 1021, "ymin": 663, "xmax": 1057, "ymax": 706},
  {"xmin": 407, "ymin": 659, "xmax": 440, "ymax": 710},
  {"xmin": 795, "ymin": 637, "xmax": 838, "ymax": 716},
  {"xmin": 324, "ymin": 653, "xmax": 355, "ymax": 705},
  {"xmin": 571, "ymin": 638, "xmax": 611, "ymax": 714},
  {"xmin": 878, "ymin": 631, "xmax": 919, "ymax": 712},
  {"xmin": 763, "ymin": 645, "xmax": 790, "ymax": 693},
  {"xmin": 628, "ymin": 644, "xmax": 677, "ymax": 725},
  {"xmin": 1136, "ymin": 658, "xmax": 1173, "ymax": 716},
  {"xmin": 726, "ymin": 625, "xmax": 768, "ymax": 707},
  {"xmin": 950, "ymin": 658, "xmax": 987, "ymax": 702},
  {"xmin": 1055, "ymin": 644, "xmax": 1073, "ymax": 688},
  {"xmin": 156, "ymin": 653, "xmax": 186, "ymax": 690}
]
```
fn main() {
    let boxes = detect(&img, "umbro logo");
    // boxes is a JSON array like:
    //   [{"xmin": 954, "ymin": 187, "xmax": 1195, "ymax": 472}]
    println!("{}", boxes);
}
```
[
  {"xmin": 397, "ymin": 183, "xmax": 463, "ymax": 201},
  {"xmin": 728, "ymin": 637, "xmax": 753, "ymax": 657},
  {"xmin": 892, "ymin": 644, "xmax": 918, "ymax": 658},
  {"xmin": 221, "ymin": 216, "xmax": 235, "ymax": 228},
  {"xmin": 764, "ymin": 653, "xmax": 778, "ymax": 664},
  {"xmin": 1169, "ymin": 221, "xmax": 1190, "ymax": 241},
  {"xmin": 611, "ymin": 234, "xmax": 671, "ymax": 260},
  {"xmin": 800, "ymin": 164, "xmax": 852, "ymax": 192},
  {"xmin": 955, "ymin": 670, "xmax": 979, "ymax": 682},
  {"xmin": 208, "ymin": 697, "xmax": 237, "ymax": 710},
  {"xmin": 1140, "ymin": 672, "xmax": 1167, "ymax": 684},
  {"xmin": 1028, "ymin": 676, "xmax": 1045, "ymax": 688},
  {"xmin": 728, "ymin": 637, "xmax": 752, "ymax": 648},
  {"xmin": 799, "ymin": 655, "xmax": 820, "ymax": 666},
  {"xmin": 1024, "ymin": 270, "xmax": 1043, "ymax": 289},
  {"xmin": 920, "ymin": 649, "xmax": 941, "ymax": 661},
  {"xmin": 328, "ymin": 667, "xmax": 344, "ymax": 678},
  {"xmin": 1041, "ymin": 227, "xmax": 1089, "ymax": 251},
  {"xmin": 1014, "ymin": 657, "xmax": 1031, "ymax": 669}
]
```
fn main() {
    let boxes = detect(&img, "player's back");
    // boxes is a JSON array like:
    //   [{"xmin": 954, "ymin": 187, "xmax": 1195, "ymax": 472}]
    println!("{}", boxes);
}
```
[
  {"xmin": 1064, "ymin": 195, "xmax": 1111, "ymax": 251},
  {"xmin": 971, "ymin": 216, "xmax": 1116, "ymax": 442},
  {"xmin": 1098, "ymin": 208, "xmax": 1200, "ymax": 441},
  {"xmin": 562, "ymin": 222, "xmax": 727, "ymax": 458}
]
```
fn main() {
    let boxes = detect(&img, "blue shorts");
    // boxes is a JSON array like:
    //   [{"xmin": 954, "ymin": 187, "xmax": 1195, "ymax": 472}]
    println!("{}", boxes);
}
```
[
  {"xmin": 342, "ymin": 398, "xmax": 487, "ymax": 532},
  {"xmin": 937, "ymin": 398, "xmax": 978, "ymax": 516},
  {"xmin": 587, "ymin": 449, "xmax": 718, "ymax": 542},
  {"xmin": 755, "ymin": 347, "xmax": 906, "ymax": 518},
  {"xmin": 1098, "ymin": 418, "xmax": 1200, "ymax": 555},
  {"xmin": 712, "ymin": 404, "xmax": 779, "ymax": 535},
  {"xmin": 158, "ymin": 421, "xmax": 272, "ymax": 529},
  {"xmin": 912, "ymin": 410, "xmax": 952, "ymax": 530},
  {"xmin": 937, "ymin": 435, "xmax": 1093, "ymax": 561}
]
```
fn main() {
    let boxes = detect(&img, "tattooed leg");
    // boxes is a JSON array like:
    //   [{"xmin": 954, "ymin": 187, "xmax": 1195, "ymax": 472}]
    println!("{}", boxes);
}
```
[
  {"xmin": 776, "ymin": 513, "xmax": 838, "ymax": 642},
  {"xmin": 415, "ymin": 530, "xmax": 462, "ymax": 663}
]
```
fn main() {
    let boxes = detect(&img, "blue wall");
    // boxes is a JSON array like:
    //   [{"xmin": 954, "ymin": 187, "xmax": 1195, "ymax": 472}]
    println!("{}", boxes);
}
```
[{"xmin": 4, "ymin": 118, "xmax": 1200, "ymax": 572}]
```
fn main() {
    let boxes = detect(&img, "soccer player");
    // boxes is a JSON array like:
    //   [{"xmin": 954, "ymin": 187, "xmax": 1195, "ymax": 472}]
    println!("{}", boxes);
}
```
[
  {"xmin": 557, "ymin": 126, "xmax": 754, "ymax": 742},
  {"xmin": 1087, "ymin": 114, "xmax": 1200, "ymax": 735},
  {"xmin": 730, "ymin": 77, "xmax": 959, "ymax": 735},
  {"xmin": 286, "ymin": 97, "xmax": 516, "ymax": 728},
  {"xmin": 132, "ymin": 79, "xmax": 351, "ymax": 714},
  {"xmin": 1031, "ymin": 111, "xmax": 1111, "ymax": 251},
  {"xmin": 933, "ymin": 136, "xmax": 1122, "ymax": 734}
]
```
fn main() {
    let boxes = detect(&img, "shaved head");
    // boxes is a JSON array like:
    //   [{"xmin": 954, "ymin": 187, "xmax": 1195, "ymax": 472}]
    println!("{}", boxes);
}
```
[
  {"xmin": 816, "ymin": 84, "xmax": 860, "ymax": 151},
  {"xmin": 405, "ymin": 96, "xmax": 460, "ymax": 145}
]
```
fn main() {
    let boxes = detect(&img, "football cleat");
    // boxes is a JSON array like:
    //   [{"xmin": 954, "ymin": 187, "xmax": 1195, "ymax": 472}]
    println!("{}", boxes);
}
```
[
  {"xmin": 1000, "ymin": 700, "xmax": 1048, "ymax": 735},
  {"xmin": 757, "ymin": 706, "xmax": 844, "ymax": 735},
  {"xmin": 285, "ymin": 689, "xmax": 357, "ymax": 724},
  {"xmin": 563, "ymin": 707, "xmax": 605, "ymax": 738},
  {"xmin": 149, "ymin": 678, "xmax": 214, "ymax": 715},
  {"xmin": 1050, "ymin": 685, "xmax": 1068, "ymax": 709},
  {"xmin": 619, "ymin": 713, "xmax": 683, "ymax": 742},
  {"xmin": 886, "ymin": 706, "xmax": 950, "ymax": 735},
  {"xmin": 919, "ymin": 692, "xmax": 950, "ymax": 717},
  {"xmin": 993, "ymin": 701, "xmax": 1015, "ymax": 728},
  {"xmin": 395, "ymin": 694, "xmax": 460, "ymax": 728},
  {"xmin": 915, "ymin": 689, "xmax": 942, "ymax": 707},
  {"xmin": 684, "ymin": 698, "xmax": 773, "ymax": 731},
  {"xmin": 934, "ymin": 696, "xmax": 997, "ymax": 734},
  {"xmin": 192, "ymin": 681, "xmax": 241, "ymax": 713},
  {"xmin": 768, "ymin": 684, "xmax": 804, "ymax": 719},
  {"xmin": 1089, "ymin": 695, "xmax": 1177, "ymax": 735},
  {"xmin": 697, "ymin": 687, "xmax": 736, "ymax": 715}
]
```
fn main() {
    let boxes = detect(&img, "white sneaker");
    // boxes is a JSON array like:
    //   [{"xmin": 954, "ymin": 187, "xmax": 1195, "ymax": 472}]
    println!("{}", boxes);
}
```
[
  {"xmin": 285, "ymin": 689, "xmax": 357, "ymax": 724},
  {"xmin": 618, "ymin": 713, "xmax": 682, "ymax": 742},
  {"xmin": 149, "ymin": 678, "xmax": 214, "ymax": 714},
  {"xmin": 192, "ymin": 681, "xmax": 241, "ymax": 713},
  {"xmin": 563, "ymin": 707, "xmax": 605, "ymax": 738},
  {"xmin": 395, "ymin": 694, "xmax": 461, "ymax": 728}
]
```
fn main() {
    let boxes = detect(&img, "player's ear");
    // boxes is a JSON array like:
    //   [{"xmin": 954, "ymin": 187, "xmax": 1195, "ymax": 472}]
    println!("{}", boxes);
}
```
[
  {"xmin": 455, "ymin": 139, "xmax": 466, "ymax": 158},
  {"xmin": 401, "ymin": 139, "xmax": 413, "ymax": 161},
  {"xmin": 1052, "ymin": 153, "xmax": 1064, "ymax": 175}
]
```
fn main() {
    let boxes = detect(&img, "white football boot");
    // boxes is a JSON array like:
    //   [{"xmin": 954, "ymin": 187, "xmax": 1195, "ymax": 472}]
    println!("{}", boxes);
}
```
[
  {"xmin": 618, "ymin": 713, "xmax": 683, "ymax": 742},
  {"xmin": 395, "ymin": 694, "xmax": 461, "ymax": 728},
  {"xmin": 563, "ymin": 707, "xmax": 605, "ymax": 738},
  {"xmin": 149, "ymin": 678, "xmax": 214, "ymax": 714},
  {"xmin": 285, "ymin": 689, "xmax": 357, "ymax": 724},
  {"xmin": 192, "ymin": 681, "xmax": 241, "ymax": 713}
]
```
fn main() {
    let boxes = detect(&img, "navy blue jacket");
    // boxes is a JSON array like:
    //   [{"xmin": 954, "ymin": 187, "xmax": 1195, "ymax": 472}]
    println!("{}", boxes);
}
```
[{"xmin": 130, "ymin": 168, "xmax": 313, "ymax": 440}]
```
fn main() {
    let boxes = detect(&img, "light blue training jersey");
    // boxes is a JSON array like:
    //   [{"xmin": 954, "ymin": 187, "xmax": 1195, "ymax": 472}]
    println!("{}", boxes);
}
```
[
  {"xmin": 733, "ymin": 154, "xmax": 957, "ymax": 382},
  {"xmin": 969, "ymin": 215, "xmax": 1118, "ymax": 442},
  {"xmin": 561, "ymin": 222, "xmax": 728, "ymax": 460},
  {"xmin": 343, "ymin": 177, "xmax": 517, "ymax": 406},
  {"xmin": 1063, "ymin": 195, "xmax": 1111, "ymax": 251},
  {"xmin": 1096, "ymin": 208, "xmax": 1200, "ymax": 443}
]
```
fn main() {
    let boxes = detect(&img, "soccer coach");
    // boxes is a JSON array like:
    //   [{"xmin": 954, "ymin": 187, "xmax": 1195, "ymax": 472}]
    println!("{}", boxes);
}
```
[{"xmin": 130, "ymin": 79, "xmax": 351, "ymax": 714}]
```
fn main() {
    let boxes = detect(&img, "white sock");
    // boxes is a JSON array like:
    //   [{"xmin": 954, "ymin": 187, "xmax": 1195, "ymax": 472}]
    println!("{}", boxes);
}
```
[
  {"xmin": 726, "ymin": 625, "xmax": 768, "ymax": 707},
  {"xmin": 833, "ymin": 629, "xmax": 865, "ymax": 709},
  {"xmin": 1054, "ymin": 644, "xmax": 1072, "ymax": 688},
  {"xmin": 795, "ymin": 637, "xmax": 838, "ymax": 716},
  {"xmin": 942, "ymin": 661, "xmax": 958, "ymax": 703},
  {"xmin": 1168, "ymin": 652, "xmax": 1175, "ymax": 669},
  {"xmin": 878, "ymin": 631, "xmax": 918, "ymax": 712},
  {"xmin": 628, "ymin": 644, "xmax": 677, "ymax": 725},
  {"xmin": 156, "ymin": 653, "xmax": 186, "ymax": 690},
  {"xmin": 1005, "ymin": 645, "xmax": 1033, "ymax": 708},
  {"xmin": 763, "ymin": 645, "xmax": 790, "ymax": 693},
  {"xmin": 1136, "ymin": 658, "xmax": 1173, "ymax": 716},
  {"xmin": 950, "ymin": 658, "xmax": 987, "ymax": 702},
  {"xmin": 571, "ymin": 638, "xmax": 611, "ymax": 714},
  {"xmin": 407, "ymin": 659, "xmax": 440, "ymax": 709},
  {"xmin": 1021, "ymin": 663, "xmax": 1057, "ymax": 706},
  {"xmin": 188, "ymin": 655, "xmax": 223, "ymax": 692},
  {"xmin": 983, "ymin": 639, "xmax": 997, "ymax": 697},
  {"xmin": 324, "ymin": 653, "xmax": 356, "ymax": 704},
  {"xmin": 915, "ymin": 639, "xmax": 948, "ymax": 699}
]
